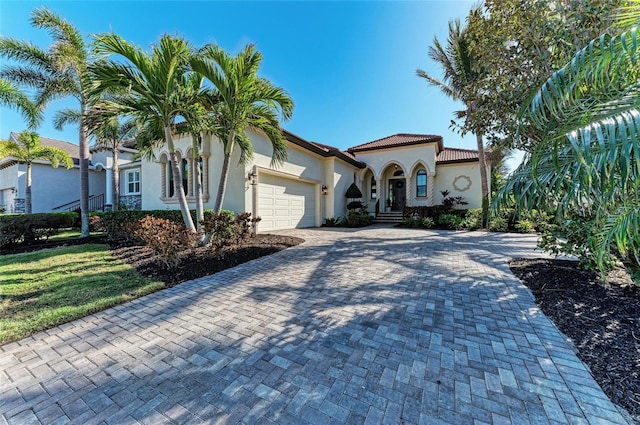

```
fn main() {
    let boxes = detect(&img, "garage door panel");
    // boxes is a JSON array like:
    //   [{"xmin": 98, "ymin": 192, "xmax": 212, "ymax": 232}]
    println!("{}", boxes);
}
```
[{"xmin": 258, "ymin": 174, "xmax": 316, "ymax": 231}]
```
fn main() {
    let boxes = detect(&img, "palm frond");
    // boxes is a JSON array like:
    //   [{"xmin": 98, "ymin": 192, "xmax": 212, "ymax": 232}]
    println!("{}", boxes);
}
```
[
  {"xmin": 0, "ymin": 78, "xmax": 42, "ymax": 128},
  {"xmin": 53, "ymin": 107, "xmax": 82, "ymax": 130}
]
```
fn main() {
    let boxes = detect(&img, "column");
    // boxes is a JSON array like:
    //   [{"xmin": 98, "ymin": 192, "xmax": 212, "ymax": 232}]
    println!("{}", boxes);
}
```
[
  {"xmin": 105, "ymin": 167, "xmax": 113, "ymax": 210},
  {"xmin": 405, "ymin": 174, "xmax": 412, "ymax": 208},
  {"xmin": 428, "ymin": 173, "xmax": 436, "ymax": 206}
]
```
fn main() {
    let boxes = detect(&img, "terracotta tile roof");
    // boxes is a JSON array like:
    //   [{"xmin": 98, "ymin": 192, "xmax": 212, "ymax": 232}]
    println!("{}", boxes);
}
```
[
  {"xmin": 283, "ymin": 129, "xmax": 366, "ymax": 168},
  {"xmin": 348, "ymin": 133, "xmax": 443, "ymax": 153},
  {"xmin": 436, "ymin": 147, "xmax": 479, "ymax": 164},
  {"xmin": 122, "ymin": 139, "xmax": 137, "ymax": 149},
  {"xmin": 9, "ymin": 132, "xmax": 80, "ymax": 160}
]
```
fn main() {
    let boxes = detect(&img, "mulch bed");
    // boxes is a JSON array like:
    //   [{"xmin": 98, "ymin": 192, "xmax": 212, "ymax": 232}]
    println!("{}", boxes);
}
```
[
  {"xmin": 109, "ymin": 234, "xmax": 303, "ymax": 286},
  {"xmin": 510, "ymin": 258, "xmax": 640, "ymax": 418}
]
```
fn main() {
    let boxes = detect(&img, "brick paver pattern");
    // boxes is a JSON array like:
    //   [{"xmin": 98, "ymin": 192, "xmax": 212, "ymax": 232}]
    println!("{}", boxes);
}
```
[{"xmin": 0, "ymin": 227, "xmax": 631, "ymax": 424}]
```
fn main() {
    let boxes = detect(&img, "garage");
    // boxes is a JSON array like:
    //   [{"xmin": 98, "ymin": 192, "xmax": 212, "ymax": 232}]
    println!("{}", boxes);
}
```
[{"xmin": 257, "ymin": 173, "xmax": 316, "ymax": 231}]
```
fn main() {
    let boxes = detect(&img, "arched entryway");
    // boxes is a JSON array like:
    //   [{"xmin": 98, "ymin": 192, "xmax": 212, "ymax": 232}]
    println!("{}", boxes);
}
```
[{"xmin": 380, "ymin": 163, "xmax": 407, "ymax": 212}]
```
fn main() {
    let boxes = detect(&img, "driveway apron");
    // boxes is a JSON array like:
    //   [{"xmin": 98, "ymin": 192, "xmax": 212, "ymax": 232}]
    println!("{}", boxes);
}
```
[{"xmin": 0, "ymin": 227, "xmax": 631, "ymax": 424}]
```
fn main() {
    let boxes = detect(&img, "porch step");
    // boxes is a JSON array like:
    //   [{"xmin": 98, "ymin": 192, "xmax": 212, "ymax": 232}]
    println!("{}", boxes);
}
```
[{"xmin": 374, "ymin": 212, "xmax": 404, "ymax": 223}]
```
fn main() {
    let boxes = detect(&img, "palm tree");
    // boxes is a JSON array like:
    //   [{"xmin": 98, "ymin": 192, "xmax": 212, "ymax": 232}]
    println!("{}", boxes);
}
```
[
  {"xmin": 0, "ymin": 131, "xmax": 73, "ymax": 213},
  {"xmin": 0, "ymin": 78, "xmax": 42, "ymax": 128},
  {"xmin": 496, "ymin": 4, "xmax": 640, "ymax": 271},
  {"xmin": 191, "ymin": 44, "xmax": 294, "ymax": 213},
  {"xmin": 90, "ymin": 33, "xmax": 199, "ymax": 232},
  {"xmin": 0, "ymin": 7, "xmax": 95, "ymax": 237},
  {"xmin": 55, "ymin": 107, "xmax": 137, "ymax": 210},
  {"xmin": 416, "ymin": 17, "xmax": 489, "ymax": 222}
]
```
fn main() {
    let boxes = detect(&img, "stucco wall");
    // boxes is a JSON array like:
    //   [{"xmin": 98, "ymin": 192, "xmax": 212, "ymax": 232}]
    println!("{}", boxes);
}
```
[
  {"xmin": 333, "ymin": 160, "xmax": 358, "ymax": 216},
  {"xmin": 353, "ymin": 144, "xmax": 437, "ymax": 178},
  {"xmin": 0, "ymin": 163, "xmax": 18, "ymax": 213},
  {"xmin": 18, "ymin": 163, "xmax": 105, "ymax": 213},
  {"xmin": 140, "ymin": 129, "xmax": 356, "ymax": 224},
  {"xmin": 433, "ymin": 162, "xmax": 487, "ymax": 209}
]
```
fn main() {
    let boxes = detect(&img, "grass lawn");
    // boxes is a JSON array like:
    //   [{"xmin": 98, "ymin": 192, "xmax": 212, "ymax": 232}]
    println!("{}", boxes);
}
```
[{"xmin": 0, "ymin": 244, "xmax": 164, "ymax": 345}]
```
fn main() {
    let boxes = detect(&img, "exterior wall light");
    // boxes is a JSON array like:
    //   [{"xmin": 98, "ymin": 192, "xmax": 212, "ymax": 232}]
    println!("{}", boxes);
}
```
[
  {"xmin": 321, "ymin": 185, "xmax": 328, "ymax": 195},
  {"xmin": 248, "ymin": 170, "xmax": 257, "ymax": 185}
]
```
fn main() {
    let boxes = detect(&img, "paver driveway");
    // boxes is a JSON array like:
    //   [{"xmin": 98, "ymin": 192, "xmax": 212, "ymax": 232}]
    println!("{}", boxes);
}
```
[{"xmin": 0, "ymin": 227, "xmax": 631, "ymax": 425}]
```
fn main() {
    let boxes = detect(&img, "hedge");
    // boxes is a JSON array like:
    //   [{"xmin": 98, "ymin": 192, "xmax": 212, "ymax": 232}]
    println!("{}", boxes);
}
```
[
  {"xmin": 96, "ymin": 209, "xmax": 222, "ymax": 242},
  {"xmin": 0, "ymin": 212, "xmax": 78, "ymax": 248}
]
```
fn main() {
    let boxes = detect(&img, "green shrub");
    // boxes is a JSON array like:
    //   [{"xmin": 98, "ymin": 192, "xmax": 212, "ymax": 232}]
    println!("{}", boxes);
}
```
[
  {"xmin": 420, "ymin": 217, "xmax": 435, "ymax": 228},
  {"xmin": 462, "ymin": 208, "xmax": 483, "ymax": 230},
  {"xmin": 342, "ymin": 210, "xmax": 374, "ymax": 228},
  {"xmin": 402, "ymin": 217, "xmax": 421, "ymax": 228},
  {"xmin": 0, "ymin": 212, "xmax": 78, "ymax": 247},
  {"xmin": 515, "ymin": 219, "xmax": 536, "ymax": 233},
  {"xmin": 323, "ymin": 217, "xmax": 342, "ymax": 227},
  {"xmin": 98, "ymin": 209, "xmax": 219, "ymax": 242},
  {"xmin": 345, "ymin": 183, "xmax": 363, "ymax": 199},
  {"xmin": 488, "ymin": 217, "xmax": 509, "ymax": 232},
  {"xmin": 438, "ymin": 214, "xmax": 464, "ymax": 230},
  {"xmin": 201, "ymin": 211, "xmax": 260, "ymax": 250},
  {"xmin": 135, "ymin": 216, "xmax": 196, "ymax": 268},
  {"xmin": 347, "ymin": 201, "xmax": 366, "ymax": 211}
]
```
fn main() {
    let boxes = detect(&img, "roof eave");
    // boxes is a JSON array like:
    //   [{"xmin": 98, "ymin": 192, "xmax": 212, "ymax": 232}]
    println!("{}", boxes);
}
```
[
  {"xmin": 348, "ymin": 137, "xmax": 443, "ymax": 153},
  {"xmin": 436, "ymin": 158, "xmax": 480, "ymax": 165}
]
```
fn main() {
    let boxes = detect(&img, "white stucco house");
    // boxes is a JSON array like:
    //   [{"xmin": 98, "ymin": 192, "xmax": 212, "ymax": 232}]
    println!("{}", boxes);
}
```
[
  {"xmin": 0, "ymin": 132, "xmax": 106, "ymax": 214},
  {"xmin": 140, "ymin": 129, "xmax": 489, "ymax": 232},
  {"xmin": 0, "ymin": 129, "xmax": 489, "ymax": 232}
]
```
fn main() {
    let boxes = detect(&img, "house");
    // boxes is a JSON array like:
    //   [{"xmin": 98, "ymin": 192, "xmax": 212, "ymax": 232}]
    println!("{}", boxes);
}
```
[
  {"xmin": 140, "ymin": 129, "xmax": 489, "ymax": 232},
  {"xmin": 0, "ymin": 132, "xmax": 106, "ymax": 214},
  {"xmin": 0, "ymin": 129, "xmax": 489, "ymax": 231}
]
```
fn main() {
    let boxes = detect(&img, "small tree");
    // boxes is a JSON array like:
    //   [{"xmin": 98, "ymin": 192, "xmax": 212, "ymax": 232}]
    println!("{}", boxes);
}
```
[
  {"xmin": 0, "ymin": 131, "xmax": 73, "ymax": 213},
  {"xmin": 345, "ymin": 182, "xmax": 364, "ymax": 210}
]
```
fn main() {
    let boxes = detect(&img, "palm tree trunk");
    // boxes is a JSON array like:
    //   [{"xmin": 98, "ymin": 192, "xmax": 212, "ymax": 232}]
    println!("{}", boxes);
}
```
[
  {"xmin": 25, "ymin": 162, "xmax": 32, "ymax": 214},
  {"xmin": 192, "ymin": 134, "xmax": 204, "ymax": 232},
  {"xmin": 112, "ymin": 143, "xmax": 119, "ymax": 210},
  {"xmin": 476, "ymin": 131, "xmax": 489, "ymax": 225},
  {"xmin": 214, "ymin": 131, "xmax": 235, "ymax": 214},
  {"xmin": 165, "ymin": 125, "xmax": 196, "ymax": 233},
  {"xmin": 79, "ymin": 109, "xmax": 90, "ymax": 238}
]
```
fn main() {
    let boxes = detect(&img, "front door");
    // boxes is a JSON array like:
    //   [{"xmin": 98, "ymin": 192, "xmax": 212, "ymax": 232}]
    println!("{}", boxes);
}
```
[{"xmin": 388, "ymin": 179, "xmax": 406, "ymax": 211}]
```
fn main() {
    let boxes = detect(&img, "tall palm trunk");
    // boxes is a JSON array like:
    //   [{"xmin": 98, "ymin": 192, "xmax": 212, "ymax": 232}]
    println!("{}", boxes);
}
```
[
  {"xmin": 165, "ymin": 125, "xmax": 196, "ymax": 232},
  {"xmin": 192, "ymin": 134, "xmax": 204, "ymax": 231},
  {"xmin": 476, "ymin": 131, "xmax": 489, "ymax": 225},
  {"xmin": 214, "ymin": 131, "xmax": 235, "ymax": 214},
  {"xmin": 79, "ymin": 105, "xmax": 90, "ymax": 237},
  {"xmin": 112, "ymin": 143, "xmax": 119, "ymax": 210},
  {"xmin": 25, "ymin": 162, "xmax": 32, "ymax": 214}
]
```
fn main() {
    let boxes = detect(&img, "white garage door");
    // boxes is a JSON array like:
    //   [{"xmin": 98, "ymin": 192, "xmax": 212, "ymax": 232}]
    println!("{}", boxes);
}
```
[{"xmin": 258, "ymin": 174, "xmax": 316, "ymax": 231}]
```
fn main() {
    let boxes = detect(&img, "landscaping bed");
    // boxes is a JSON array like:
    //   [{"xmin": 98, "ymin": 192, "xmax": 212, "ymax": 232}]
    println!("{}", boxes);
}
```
[
  {"xmin": 111, "ymin": 234, "xmax": 303, "ymax": 286},
  {"xmin": 510, "ymin": 259, "xmax": 640, "ymax": 418}
]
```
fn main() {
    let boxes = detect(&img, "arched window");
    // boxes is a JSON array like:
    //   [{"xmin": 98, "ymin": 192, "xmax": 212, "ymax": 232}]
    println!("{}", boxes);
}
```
[
  {"xmin": 370, "ymin": 175, "xmax": 377, "ymax": 199},
  {"xmin": 416, "ymin": 169, "xmax": 427, "ymax": 197},
  {"xmin": 393, "ymin": 169, "xmax": 405, "ymax": 177}
]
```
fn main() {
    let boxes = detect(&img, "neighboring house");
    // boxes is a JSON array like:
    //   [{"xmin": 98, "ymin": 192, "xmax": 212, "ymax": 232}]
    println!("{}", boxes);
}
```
[
  {"xmin": 0, "ymin": 129, "xmax": 489, "ymax": 232},
  {"xmin": 0, "ymin": 132, "xmax": 106, "ymax": 214},
  {"xmin": 90, "ymin": 140, "xmax": 141, "ymax": 211},
  {"xmin": 140, "ymin": 129, "xmax": 490, "ymax": 232}
]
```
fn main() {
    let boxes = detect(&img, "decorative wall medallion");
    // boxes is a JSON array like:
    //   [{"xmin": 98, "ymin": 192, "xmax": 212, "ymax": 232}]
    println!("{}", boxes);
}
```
[{"xmin": 453, "ymin": 175, "xmax": 472, "ymax": 192}]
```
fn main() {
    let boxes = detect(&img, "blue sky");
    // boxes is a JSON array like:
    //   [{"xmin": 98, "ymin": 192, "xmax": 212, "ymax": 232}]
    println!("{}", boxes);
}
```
[{"xmin": 1, "ymin": 1, "xmax": 482, "ymax": 155}]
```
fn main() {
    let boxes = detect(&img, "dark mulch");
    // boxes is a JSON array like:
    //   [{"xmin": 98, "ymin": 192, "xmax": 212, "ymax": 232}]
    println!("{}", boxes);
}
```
[
  {"xmin": 2, "ymin": 234, "xmax": 303, "ymax": 286},
  {"xmin": 110, "ymin": 234, "xmax": 303, "ymax": 286},
  {"xmin": 510, "ymin": 258, "xmax": 640, "ymax": 418},
  {"xmin": 1, "ymin": 234, "xmax": 109, "ymax": 255}
]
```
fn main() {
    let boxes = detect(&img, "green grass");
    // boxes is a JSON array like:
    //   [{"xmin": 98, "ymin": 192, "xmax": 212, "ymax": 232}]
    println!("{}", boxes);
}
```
[{"xmin": 0, "ymin": 244, "xmax": 164, "ymax": 344}]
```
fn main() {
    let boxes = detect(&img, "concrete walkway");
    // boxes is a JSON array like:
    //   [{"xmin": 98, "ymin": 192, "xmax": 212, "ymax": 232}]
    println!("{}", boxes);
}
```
[{"xmin": 0, "ymin": 227, "xmax": 631, "ymax": 424}]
